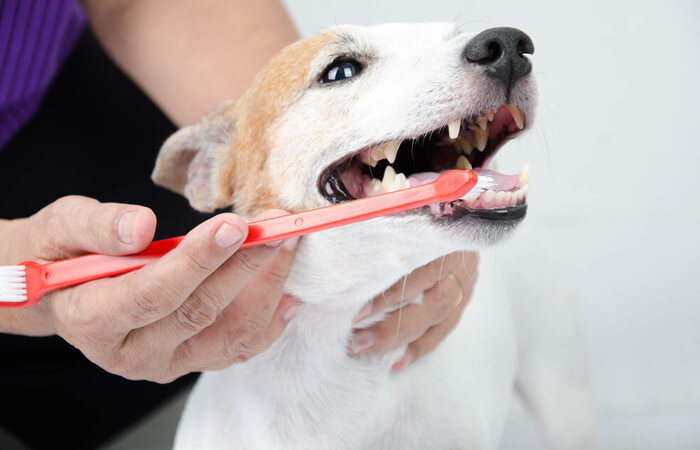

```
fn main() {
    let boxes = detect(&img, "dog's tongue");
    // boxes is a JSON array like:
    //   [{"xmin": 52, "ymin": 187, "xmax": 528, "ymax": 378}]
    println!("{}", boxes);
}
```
[{"xmin": 408, "ymin": 168, "xmax": 518, "ymax": 191}]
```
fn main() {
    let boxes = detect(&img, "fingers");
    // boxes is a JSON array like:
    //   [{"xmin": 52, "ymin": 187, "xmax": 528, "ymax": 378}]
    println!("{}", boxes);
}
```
[
  {"xmin": 353, "ymin": 251, "xmax": 472, "ymax": 324},
  {"xmin": 350, "ymin": 272, "xmax": 464, "ymax": 354},
  {"xmin": 393, "ymin": 299, "xmax": 465, "ymax": 370},
  {"xmin": 168, "ymin": 238, "xmax": 301, "ymax": 374},
  {"xmin": 26, "ymin": 195, "xmax": 157, "ymax": 261},
  {"xmin": 127, "ymin": 215, "xmax": 298, "ymax": 351},
  {"xmin": 52, "ymin": 213, "xmax": 250, "ymax": 339},
  {"xmin": 350, "ymin": 251, "xmax": 479, "ymax": 369}
]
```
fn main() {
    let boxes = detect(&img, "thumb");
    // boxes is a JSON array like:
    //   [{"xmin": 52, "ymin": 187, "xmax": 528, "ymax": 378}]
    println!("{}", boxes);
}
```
[{"xmin": 25, "ymin": 196, "xmax": 157, "ymax": 261}]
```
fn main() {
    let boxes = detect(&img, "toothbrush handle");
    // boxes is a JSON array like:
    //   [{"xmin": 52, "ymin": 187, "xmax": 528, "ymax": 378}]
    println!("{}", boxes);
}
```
[{"xmin": 35, "ymin": 170, "xmax": 476, "ymax": 297}]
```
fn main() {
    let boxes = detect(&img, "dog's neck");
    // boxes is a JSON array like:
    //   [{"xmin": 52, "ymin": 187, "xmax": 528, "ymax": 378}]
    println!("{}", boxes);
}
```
[{"xmin": 227, "ymin": 223, "xmax": 450, "ymax": 430}]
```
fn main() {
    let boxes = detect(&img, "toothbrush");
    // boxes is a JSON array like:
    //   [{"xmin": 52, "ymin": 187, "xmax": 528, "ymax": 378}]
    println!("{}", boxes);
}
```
[{"xmin": 0, "ymin": 170, "xmax": 492, "ymax": 308}]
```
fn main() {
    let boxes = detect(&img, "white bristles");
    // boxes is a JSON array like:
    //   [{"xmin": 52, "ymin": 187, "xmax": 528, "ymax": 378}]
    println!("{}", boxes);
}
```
[
  {"xmin": 460, "ymin": 175, "xmax": 495, "ymax": 201},
  {"xmin": 0, "ymin": 265, "xmax": 27, "ymax": 303}
]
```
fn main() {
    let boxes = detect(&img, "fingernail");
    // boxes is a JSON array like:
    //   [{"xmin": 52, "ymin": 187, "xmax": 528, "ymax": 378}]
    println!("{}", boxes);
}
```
[
  {"xmin": 392, "ymin": 351, "xmax": 413, "ymax": 371},
  {"xmin": 283, "ymin": 235, "xmax": 300, "ymax": 251},
  {"xmin": 214, "ymin": 222, "xmax": 244, "ymax": 248},
  {"xmin": 283, "ymin": 304, "xmax": 301, "ymax": 321},
  {"xmin": 350, "ymin": 330, "xmax": 375, "ymax": 353},
  {"xmin": 353, "ymin": 302, "xmax": 373, "ymax": 323},
  {"xmin": 118, "ymin": 211, "xmax": 135, "ymax": 244}
]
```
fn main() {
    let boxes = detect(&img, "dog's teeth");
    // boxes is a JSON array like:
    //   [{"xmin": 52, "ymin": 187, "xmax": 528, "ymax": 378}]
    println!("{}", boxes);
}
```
[
  {"xmin": 505, "ymin": 105, "xmax": 525, "ymax": 130},
  {"xmin": 383, "ymin": 141, "xmax": 401, "ymax": 164},
  {"xmin": 325, "ymin": 181, "xmax": 334, "ymax": 195},
  {"xmin": 394, "ymin": 172, "xmax": 408, "ymax": 191},
  {"xmin": 360, "ymin": 157, "xmax": 378, "ymax": 168},
  {"xmin": 495, "ymin": 191, "xmax": 506, "ymax": 203},
  {"xmin": 381, "ymin": 165, "xmax": 397, "ymax": 191},
  {"xmin": 448, "ymin": 120, "xmax": 461, "ymax": 139},
  {"xmin": 476, "ymin": 116, "xmax": 488, "ymax": 130},
  {"xmin": 455, "ymin": 155, "xmax": 472, "ymax": 170},
  {"xmin": 470, "ymin": 126, "xmax": 488, "ymax": 151},
  {"xmin": 518, "ymin": 162, "xmax": 530, "ymax": 184},
  {"xmin": 459, "ymin": 138, "xmax": 474, "ymax": 155},
  {"xmin": 481, "ymin": 190, "xmax": 496, "ymax": 207},
  {"xmin": 485, "ymin": 108, "xmax": 496, "ymax": 122},
  {"xmin": 370, "ymin": 178, "xmax": 383, "ymax": 193}
]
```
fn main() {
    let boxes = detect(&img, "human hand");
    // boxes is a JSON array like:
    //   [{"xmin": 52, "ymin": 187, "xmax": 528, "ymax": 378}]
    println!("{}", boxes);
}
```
[
  {"xmin": 0, "ymin": 196, "xmax": 301, "ymax": 382},
  {"xmin": 350, "ymin": 251, "xmax": 479, "ymax": 370}
]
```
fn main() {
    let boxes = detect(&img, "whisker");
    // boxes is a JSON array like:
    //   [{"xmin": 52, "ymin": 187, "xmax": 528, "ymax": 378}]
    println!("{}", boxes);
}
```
[{"xmin": 395, "ymin": 274, "xmax": 409, "ymax": 337}]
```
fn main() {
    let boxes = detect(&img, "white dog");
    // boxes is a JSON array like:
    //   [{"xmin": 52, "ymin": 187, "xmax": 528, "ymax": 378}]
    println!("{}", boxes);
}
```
[{"xmin": 152, "ymin": 23, "xmax": 595, "ymax": 450}]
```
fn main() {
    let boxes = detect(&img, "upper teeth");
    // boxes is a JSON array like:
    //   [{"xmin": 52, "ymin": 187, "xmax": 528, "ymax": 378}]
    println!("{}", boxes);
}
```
[
  {"xmin": 505, "ymin": 105, "xmax": 525, "ymax": 130},
  {"xmin": 448, "ymin": 120, "xmax": 461, "ymax": 139},
  {"xmin": 361, "ymin": 140, "xmax": 402, "ymax": 167},
  {"xmin": 357, "ymin": 105, "xmax": 526, "ymax": 171},
  {"xmin": 470, "ymin": 125, "xmax": 488, "ymax": 151}
]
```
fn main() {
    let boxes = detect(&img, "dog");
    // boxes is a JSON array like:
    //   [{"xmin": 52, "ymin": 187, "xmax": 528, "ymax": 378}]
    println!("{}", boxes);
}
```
[{"xmin": 152, "ymin": 22, "xmax": 596, "ymax": 449}]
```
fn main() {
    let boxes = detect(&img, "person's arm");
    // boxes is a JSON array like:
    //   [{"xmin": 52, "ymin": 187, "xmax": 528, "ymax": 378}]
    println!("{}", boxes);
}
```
[{"xmin": 80, "ymin": 0, "xmax": 298, "ymax": 126}]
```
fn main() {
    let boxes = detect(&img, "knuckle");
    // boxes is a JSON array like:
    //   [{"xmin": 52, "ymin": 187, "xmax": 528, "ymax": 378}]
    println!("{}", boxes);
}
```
[
  {"xmin": 264, "ymin": 267, "xmax": 290, "ymax": 288},
  {"xmin": 232, "ymin": 251, "xmax": 264, "ymax": 276},
  {"xmin": 432, "ymin": 292, "xmax": 453, "ymax": 322},
  {"xmin": 175, "ymin": 294, "xmax": 218, "ymax": 332},
  {"xmin": 221, "ymin": 324, "xmax": 264, "ymax": 362},
  {"xmin": 133, "ymin": 280, "xmax": 167, "ymax": 321},
  {"xmin": 184, "ymin": 253, "xmax": 212, "ymax": 275}
]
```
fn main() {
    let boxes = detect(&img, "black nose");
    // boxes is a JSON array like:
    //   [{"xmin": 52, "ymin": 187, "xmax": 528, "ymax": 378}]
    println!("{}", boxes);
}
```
[{"xmin": 463, "ymin": 27, "xmax": 534, "ymax": 91}]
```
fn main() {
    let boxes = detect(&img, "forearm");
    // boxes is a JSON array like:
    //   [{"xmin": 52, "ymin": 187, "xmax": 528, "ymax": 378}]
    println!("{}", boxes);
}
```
[{"xmin": 80, "ymin": 0, "xmax": 298, "ymax": 126}]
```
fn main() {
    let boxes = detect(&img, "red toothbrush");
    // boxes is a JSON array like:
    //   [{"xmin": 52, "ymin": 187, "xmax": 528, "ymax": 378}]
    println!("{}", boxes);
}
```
[{"xmin": 0, "ymin": 170, "xmax": 490, "ymax": 307}]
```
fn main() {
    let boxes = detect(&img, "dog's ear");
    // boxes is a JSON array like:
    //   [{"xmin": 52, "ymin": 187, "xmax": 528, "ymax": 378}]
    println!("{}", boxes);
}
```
[{"xmin": 152, "ymin": 101, "xmax": 236, "ymax": 212}]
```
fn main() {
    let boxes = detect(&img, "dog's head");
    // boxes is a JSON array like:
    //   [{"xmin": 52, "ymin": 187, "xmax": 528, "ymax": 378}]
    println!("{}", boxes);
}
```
[{"xmin": 153, "ymin": 23, "xmax": 536, "ymax": 303}]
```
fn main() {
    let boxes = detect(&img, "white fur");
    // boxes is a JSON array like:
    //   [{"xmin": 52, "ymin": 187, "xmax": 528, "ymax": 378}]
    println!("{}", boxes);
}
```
[{"xmin": 168, "ymin": 23, "xmax": 594, "ymax": 450}]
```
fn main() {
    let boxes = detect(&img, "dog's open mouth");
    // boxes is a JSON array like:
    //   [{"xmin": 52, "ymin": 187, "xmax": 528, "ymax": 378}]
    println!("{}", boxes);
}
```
[{"xmin": 318, "ymin": 104, "xmax": 530, "ymax": 220}]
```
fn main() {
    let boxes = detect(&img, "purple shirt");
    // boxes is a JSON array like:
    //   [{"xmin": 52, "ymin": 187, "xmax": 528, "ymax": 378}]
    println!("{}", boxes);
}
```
[{"xmin": 0, "ymin": 0, "xmax": 85, "ymax": 149}]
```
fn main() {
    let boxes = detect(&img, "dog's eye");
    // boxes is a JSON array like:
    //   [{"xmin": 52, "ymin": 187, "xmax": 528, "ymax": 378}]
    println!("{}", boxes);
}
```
[{"xmin": 321, "ymin": 59, "xmax": 362, "ymax": 84}]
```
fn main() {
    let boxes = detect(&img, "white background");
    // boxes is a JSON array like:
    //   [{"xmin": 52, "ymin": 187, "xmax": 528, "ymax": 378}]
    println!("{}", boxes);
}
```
[{"xmin": 104, "ymin": 1, "xmax": 700, "ymax": 448}]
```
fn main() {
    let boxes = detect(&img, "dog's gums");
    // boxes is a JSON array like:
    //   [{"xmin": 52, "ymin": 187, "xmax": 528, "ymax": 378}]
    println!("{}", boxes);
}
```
[{"xmin": 319, "ymin": 104, "xmax": 529, "ymax": 220}]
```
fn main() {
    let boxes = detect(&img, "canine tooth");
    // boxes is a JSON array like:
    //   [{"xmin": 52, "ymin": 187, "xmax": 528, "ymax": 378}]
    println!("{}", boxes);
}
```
[
  {"xmin": 518, "ymin": 163, "xmax": 531, "ymax": 184},
  {"xmin": 370, "ymin": 178, "xmax": 383, "ymax": 193},
  {"xmin": 455, "ymin": 155, "xmax": 472, "ymax": 170},
  {"xmin": 505, "ymin": 105, "xmax": 525, "ymax": 130},
  {"xmin": 325, "ymin": 181, "xmax": 334, "ymax": 195},
  {"xmin": 382, "ymin": 141, "xmax": 401, "ymax": 164},
  {"xmin": 360, "ymin": 157, "xmax": 378, "ymax": 168},
  {"xmin": 448, "ymin": 120, "xmax": 461, "ymax": 139},
  {"xmin": 485, "ymin": 109, "xmax": 496, "ymax": 122},
  {"xmin": 476, "ymin": 116, "xmax": 488, "ymax": 130},
  {"xmin": 470, "ymin": 126, "xmax": 488, "ymax": 151},
  {"xmin": 382, "ymin": 165, "xmax": 397, "ymax": 190}
]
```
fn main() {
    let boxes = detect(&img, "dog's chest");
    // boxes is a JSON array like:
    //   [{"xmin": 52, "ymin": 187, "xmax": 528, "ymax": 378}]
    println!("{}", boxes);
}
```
[{"xmin": 175, "ymin": 254, "xmax": 517, "ymax": 450}]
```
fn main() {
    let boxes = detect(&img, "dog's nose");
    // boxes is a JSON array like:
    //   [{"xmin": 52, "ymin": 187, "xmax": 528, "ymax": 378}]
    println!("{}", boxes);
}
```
[{"xmin": 463, "ymin": 27, "xmax": 534, "ymax": 91}]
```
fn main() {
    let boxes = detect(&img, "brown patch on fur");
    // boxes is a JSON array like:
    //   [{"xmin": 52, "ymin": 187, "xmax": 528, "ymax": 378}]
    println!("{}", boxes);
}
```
[{"xmin": 216, "ymin": 31, "xmax": 338, "ymax": 218}]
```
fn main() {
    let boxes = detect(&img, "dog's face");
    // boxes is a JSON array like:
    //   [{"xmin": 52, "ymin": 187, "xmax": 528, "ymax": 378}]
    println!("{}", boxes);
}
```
[{"xmin": 153, "ymin": 23, "xmax": 536, "ymax": 302}]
